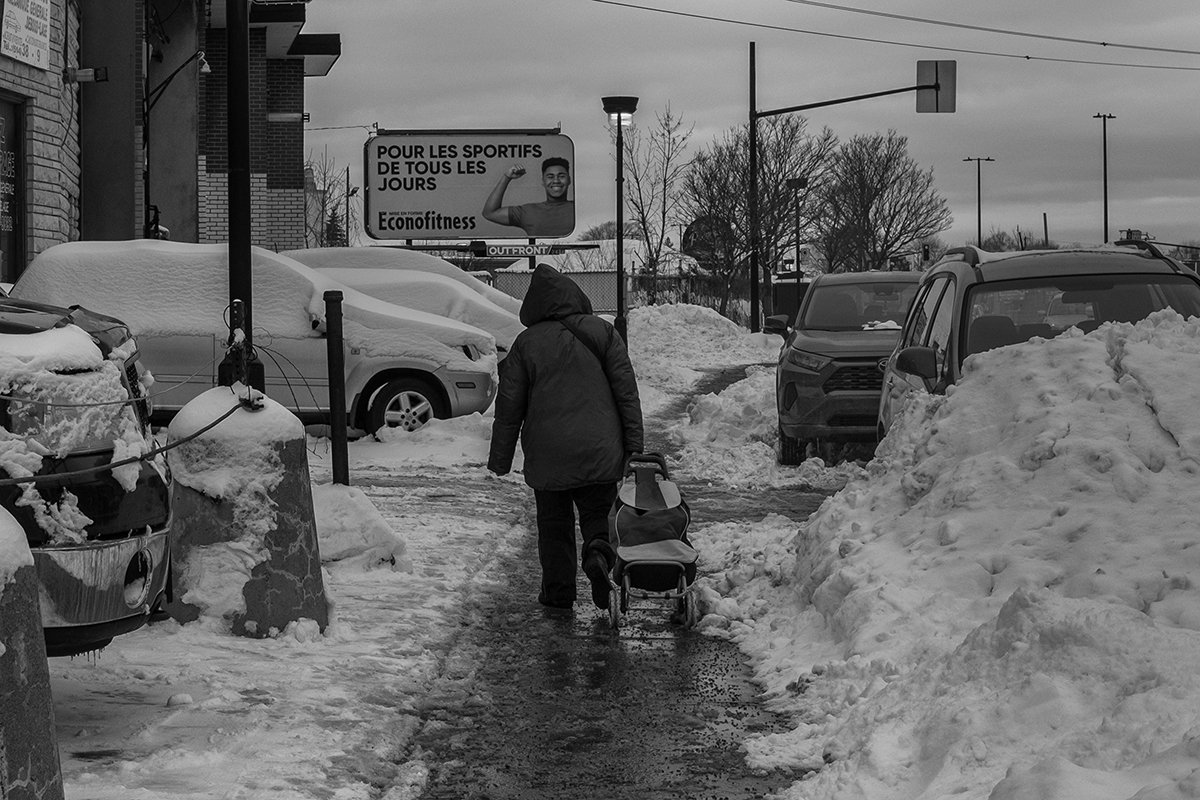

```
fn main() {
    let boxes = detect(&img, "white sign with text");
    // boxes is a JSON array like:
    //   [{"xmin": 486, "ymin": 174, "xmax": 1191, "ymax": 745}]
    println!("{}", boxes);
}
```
[{"xmin": 365, "ymin": 130, "xmax": 575, "ymax": 241}]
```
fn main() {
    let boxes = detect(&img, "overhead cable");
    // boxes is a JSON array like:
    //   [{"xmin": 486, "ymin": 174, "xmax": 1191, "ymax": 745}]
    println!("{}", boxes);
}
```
[{"xmin": 589, "ymin": 0, "xmax": 1200, "ymax": 71}]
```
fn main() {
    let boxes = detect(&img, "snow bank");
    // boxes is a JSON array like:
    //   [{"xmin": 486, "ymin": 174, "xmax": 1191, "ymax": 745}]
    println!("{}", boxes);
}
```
[
  {"xmin": 696, "ymin": 311, "xmax": 1200, "ymax": 798},
  {"xmin": 627, "ymin": 303, "xmax": 779, "ymax": 415}
]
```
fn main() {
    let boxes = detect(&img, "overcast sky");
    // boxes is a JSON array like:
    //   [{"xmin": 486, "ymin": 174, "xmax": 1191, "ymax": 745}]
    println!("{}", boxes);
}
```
[{"xmin": 301, "ymin": 0, "xmax": 1200, "ymax": 251}]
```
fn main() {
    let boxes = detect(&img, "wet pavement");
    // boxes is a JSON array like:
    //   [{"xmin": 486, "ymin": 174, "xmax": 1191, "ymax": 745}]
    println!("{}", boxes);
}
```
[
  {"xmin": 410, "ymin": 530, "xmax": 807, "ymax": 800},
  {"xmin": 401, "ymin": 364, "xmax": 834, "ymax": 799}
]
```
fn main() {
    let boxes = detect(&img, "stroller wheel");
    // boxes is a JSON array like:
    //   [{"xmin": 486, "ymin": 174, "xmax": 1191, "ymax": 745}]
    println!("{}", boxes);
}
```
[
  {"xmin": 608, "ymin": 592, "xmax": 620, "ymax": 629},
  {"xmin": 673, "ymin": 574, "xmax": 691, "ymax": 626}
]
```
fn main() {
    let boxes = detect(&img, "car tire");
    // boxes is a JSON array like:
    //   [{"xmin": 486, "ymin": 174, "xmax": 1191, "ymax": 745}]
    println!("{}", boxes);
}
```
[
  {"xmin": 366, "ymin": 378, "xmax": 448, "ymax": 434},
  {"xmin": 777, "ymin": 423, "xmax": 808, "ymax": 466}
]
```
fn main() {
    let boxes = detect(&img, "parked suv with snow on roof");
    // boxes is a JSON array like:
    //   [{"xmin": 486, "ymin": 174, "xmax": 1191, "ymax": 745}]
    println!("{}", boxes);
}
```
[
  {"xmin": 765, "ymin": 271, "xmax": 920, "ymax": 465},
  {"xmin": 0, "ymin": 298, "xmax": 172, "ymax": 657},
  {"xmin": 878, "ymin": 240, "xmax": 1200, "ymax": 435}
]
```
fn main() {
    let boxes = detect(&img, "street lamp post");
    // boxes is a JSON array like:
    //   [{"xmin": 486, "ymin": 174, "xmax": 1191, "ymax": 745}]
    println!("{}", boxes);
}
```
[
  {"xmin": 963, "ymin": 157, "xmax": 994, "ymax": 246},
  {"xmin": 602, "ymin": 95, "xmax": 638, "ymax": 342},
  {"xmin": 785, "ymin": 177, "xmax": 807, "ymax": 272},
  {"xmin": 1094, "ymin": 113, "xmax": 1115, "ymax": 243}
]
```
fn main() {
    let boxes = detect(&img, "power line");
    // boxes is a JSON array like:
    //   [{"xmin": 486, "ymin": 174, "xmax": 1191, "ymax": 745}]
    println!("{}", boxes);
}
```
[
  {"xmin": 588, "ymin": 0, "xmax": 1200, "ymax": 71},
  {"xmin": 780, "ymin": 0, "xmax": 1200, "ymax": 58}
]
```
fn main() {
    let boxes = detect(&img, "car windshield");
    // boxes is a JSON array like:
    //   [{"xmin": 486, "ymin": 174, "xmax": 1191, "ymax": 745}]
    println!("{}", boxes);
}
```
[
  {"xmin": 800, "ymin": 281, "xmax": 919, "ymax": 331},
  {"xmin": 1, "ymin": 363, "xmax": 140, "ymax": 455},
  {"xmin": 963, "ymin": 273, "xmax": 1200, "ymax": 357}
]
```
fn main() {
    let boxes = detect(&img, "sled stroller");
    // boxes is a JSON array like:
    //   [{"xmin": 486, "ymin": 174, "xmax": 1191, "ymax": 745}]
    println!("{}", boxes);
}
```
[{"xmin": 605, "ymin": 453, "xmax": 699, "ymax": 629}]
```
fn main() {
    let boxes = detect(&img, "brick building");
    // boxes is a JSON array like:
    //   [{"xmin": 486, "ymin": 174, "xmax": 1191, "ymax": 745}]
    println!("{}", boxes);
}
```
[{"xmin": 0, "ymin": 0, "xmax": 338, "ymax": 283}]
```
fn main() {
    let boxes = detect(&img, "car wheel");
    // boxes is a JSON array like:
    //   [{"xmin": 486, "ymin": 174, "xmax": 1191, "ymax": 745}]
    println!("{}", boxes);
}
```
[
  {"xmin": 366, "ymin": 378, "xmax": 448, "ymax": 434},
  {"xmin": 777, "ymin": 423, "xmax": 808, "ymax": 466}
]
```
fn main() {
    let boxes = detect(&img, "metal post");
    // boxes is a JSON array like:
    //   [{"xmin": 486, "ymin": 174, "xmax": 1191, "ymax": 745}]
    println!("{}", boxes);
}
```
[
  {"xmin": 1094, "ymin": 113, "xmax": 1115, "ymax": 243},
  {"xmin": 227, "ymin": 0, "xmax": 256, "ymax": 384},
  {"xmin": 748, "ymin": 42, "xmax": 760, "ymax": 333},
  {"xmin": 615, "ymin": 118, "xmax": 627, "ymax": 342},
  {"xmin": 345, "ymin": 165, "xmax": 352, "ymax": 246},
  {"xmin": 794, "ymin": 193, "xmax": 800, "ymax": 271},
  {"xmin": 142, "ymin": 1, "xmax": 151, "ymax": 240},
  {"xmin": 963, "ymin": 157, "xmax": 993, "ymax": 246},
  {"xmin": 786, "ymin": 176, "xmax": 806, "ymax": 273},
  {"xmin": 324, "ymin": 291, "xmax": 349, "ymax": 486}
]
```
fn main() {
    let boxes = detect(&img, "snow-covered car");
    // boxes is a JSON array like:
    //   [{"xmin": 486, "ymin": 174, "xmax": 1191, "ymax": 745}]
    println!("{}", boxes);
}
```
[
  {"xmin": 878, "ymin": 241, "xmax": 1200, "ymax": 435},
  {"xmin": 281, "ymin": 247, "xmax": 523, "ymax": 316},
  {"xmin": 765, "ymin": 271, "xmax": 920, "ymax": 464},
  {"xmin": 281, "ymin": 249, "xmax": 524, "ymax": 356},
  {"xmin": 11, "ymin": 241, "xmax": 498, "ymax": 434},
  {"xmin": 0, "ymin": 297, "xmax": 172, "ymax": 656}
]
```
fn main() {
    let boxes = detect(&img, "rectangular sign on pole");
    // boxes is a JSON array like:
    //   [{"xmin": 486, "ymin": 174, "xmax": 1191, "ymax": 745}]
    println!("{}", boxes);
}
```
[
  {"xmin": 365, "ymin": 129, "xmax": 576, "ymax": 241},
  {"xmin": 916, "ymin": 60, "xmax": 956, "ymax": 113}
]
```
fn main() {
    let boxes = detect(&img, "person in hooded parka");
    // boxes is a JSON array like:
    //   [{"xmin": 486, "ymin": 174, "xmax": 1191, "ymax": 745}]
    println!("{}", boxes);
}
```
[{"xmin": 488, "ymin": 264, "xmax": 644, "ymax": 610}]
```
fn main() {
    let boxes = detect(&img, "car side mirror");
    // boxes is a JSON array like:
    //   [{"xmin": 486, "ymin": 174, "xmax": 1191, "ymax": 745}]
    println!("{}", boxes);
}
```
[
  {"xmin": 895, "ymin": 345, "xmax": 938, "ymax": 380},
  {"xmin": 763, "ymin": 314, "xmax": 791, "ymax": 338}
]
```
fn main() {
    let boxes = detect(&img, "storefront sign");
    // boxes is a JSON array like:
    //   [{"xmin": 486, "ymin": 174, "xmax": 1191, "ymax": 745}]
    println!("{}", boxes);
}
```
[
  {"xmin": 1, "ymin": 0, "xmax": 51, "ymax": 70},
  {"xmin": 0, "ymin": 97, "xmax": 22, "ymax": 283},
  {"xmin": 365, "ymin": 129, "xmax": 575, "ymax": 241}
]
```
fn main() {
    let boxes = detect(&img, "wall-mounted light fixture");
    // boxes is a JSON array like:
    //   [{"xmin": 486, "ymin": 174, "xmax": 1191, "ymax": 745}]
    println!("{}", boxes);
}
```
[{"xmin": 63, "ymin": 67, "xmax": 109, "ymax": 84}]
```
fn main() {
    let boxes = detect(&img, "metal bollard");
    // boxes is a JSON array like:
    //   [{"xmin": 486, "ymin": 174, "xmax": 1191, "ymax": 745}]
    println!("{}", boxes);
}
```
[{"xmin": 323, "ymin": 291, "xmax": 349, "ymax": 485}]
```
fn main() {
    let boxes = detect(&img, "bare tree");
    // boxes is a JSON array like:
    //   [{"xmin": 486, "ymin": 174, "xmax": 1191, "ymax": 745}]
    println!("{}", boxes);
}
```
[
  {"xmin": 679, "ymin": 115, "xmax": 836, "ymax": 311},
  {"xmin": 814, "ymin": 131, "xmax": 952, "ymax": 272},
  {"xmin": 620, "ymin": 104, "xmax": 693, "ymax": 280},
  {"xmin": 304, "ymin": 149, "xmax": 359, "ymax": 247}
]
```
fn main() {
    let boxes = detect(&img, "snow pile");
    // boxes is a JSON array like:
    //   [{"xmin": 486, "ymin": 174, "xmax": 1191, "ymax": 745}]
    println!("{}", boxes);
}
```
[
  {"xmin": 627, "ymin": 302, "xmax": 778, "ymax": 415},
  {"xmin": 694, "ymin": 311, "xmax": 1200, "ymax": 798},
  {"xmin": 668, "ymin": 364, "xmax": 861, "ymax": 491},
  {"xmin": 311, "ymin": 482, "xmax": 414, "ymax": 573}
]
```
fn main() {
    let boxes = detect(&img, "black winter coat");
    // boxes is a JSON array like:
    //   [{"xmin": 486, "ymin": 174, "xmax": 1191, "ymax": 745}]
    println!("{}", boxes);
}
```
[{"xmin": 488, "ymin": 265, "xmax": 644, "ymax": 490}]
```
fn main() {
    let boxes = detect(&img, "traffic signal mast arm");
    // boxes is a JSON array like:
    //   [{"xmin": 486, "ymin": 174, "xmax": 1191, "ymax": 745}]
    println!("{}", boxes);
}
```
[{"xmin": 756, "ymin": 82, "xmax": 936, "ymax": 119}]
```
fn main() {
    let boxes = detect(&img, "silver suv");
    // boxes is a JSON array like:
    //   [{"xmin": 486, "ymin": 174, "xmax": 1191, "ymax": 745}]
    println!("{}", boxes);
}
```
[
  {"xmin": 765, "ymin": 271, "xmax": 920, "ymax": 464},
  {"xmin": 878, "ymin": 241, "xmax": 1200, "ymax": 435}
]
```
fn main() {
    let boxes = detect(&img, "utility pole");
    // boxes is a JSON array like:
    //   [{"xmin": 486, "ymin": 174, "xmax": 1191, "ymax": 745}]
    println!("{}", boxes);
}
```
[
  {"xmin": 748, "ymin": 43, "xmax": 759, "ymax": 331},
  {"xmin": 1094, "ymin": 113, "xmax": 1115, "ymax": 243},
  {"xmin": 963, "ymin": 156, "xmax": 994, "ymax": 247}
]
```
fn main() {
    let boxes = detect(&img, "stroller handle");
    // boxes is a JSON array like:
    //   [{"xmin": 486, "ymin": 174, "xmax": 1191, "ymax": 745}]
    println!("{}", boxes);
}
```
[{"xmin": 624, "ymin": 452, "xmax": 670, "ymax": 480}]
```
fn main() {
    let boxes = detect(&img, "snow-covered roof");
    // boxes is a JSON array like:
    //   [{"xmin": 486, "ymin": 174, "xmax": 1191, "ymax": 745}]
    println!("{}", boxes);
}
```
[
  {"xmin": 281, "ymin": 246, "xmax": 524, "ymax": 316},
  {"xmin": 306, "ymin": 266, "xmax": 525, "ymax": 349}
]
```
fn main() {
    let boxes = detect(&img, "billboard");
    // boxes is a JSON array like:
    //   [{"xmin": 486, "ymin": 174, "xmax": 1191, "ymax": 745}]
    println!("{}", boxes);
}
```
[{"xmin": 365, "ymin": 129, "xmax": 575, "ymax": 241}]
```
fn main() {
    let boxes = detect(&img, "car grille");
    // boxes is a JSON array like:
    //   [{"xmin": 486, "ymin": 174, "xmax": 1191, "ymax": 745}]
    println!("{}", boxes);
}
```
[{"xmin": 824, "ymin": 363, "xmax": 884, "ymax": 393}]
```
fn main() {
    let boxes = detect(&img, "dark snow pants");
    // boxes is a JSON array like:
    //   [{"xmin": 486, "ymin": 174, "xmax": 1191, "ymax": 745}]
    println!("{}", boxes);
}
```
[{"xmin": 532, "ymin": 482, "xmax": 618, "ymax": 607}]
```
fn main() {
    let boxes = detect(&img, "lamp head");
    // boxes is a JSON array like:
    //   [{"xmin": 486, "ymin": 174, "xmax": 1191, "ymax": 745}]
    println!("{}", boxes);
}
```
[{"xmin": 602, "ymin": 96, "xmax": 638, "ymax": 127}]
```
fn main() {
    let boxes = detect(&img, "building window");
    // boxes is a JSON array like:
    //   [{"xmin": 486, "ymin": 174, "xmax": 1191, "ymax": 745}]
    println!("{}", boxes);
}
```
[{"xmin": 0, "ymin": 95, "xmax": 24, "ymax": 283}]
